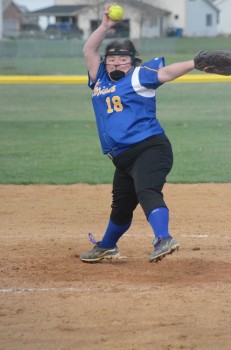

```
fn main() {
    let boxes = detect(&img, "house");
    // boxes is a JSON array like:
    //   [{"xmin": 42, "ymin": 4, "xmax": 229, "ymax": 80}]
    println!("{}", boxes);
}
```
[
  {"xmin": 113, "ymin": 0, "xmax": 171, "ymax": 39},
  {"xmin": 2, "ymin": 0, "xmax": 40, "ymax": 38},
  {"xmin": 30, "ymin": 1, "xmax": 171, "ymax": 40},
  {"xmin": 54, "ymin": 0, "xmax": 220, "ymax": 37},
  {"xmin": 54, "ymin": 0, "xmax": 172, "ymax": 38},
  {"xmin": 213, "ymin": 0, "xmax": 231, "ymax": 35},
  {"xmin": 29, "ymin": 5, "xmax": 91, "ymax": 39},
  {"xmin": 7, "ymin": 0, "xmax": 220, "ymax": 39},
  {"xmin": 148, "ymin": 0, "xmax": 219, "ymax": 37},
  {"xmin": 3, "ymin": 0, "xmax": 25, "ymax": 36}
]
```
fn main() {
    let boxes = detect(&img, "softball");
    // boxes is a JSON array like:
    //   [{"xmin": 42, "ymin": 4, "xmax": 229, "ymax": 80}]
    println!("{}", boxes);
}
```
[{"xmin": 108, "ymin": 5, "xmax": 124, "ymax": 21}]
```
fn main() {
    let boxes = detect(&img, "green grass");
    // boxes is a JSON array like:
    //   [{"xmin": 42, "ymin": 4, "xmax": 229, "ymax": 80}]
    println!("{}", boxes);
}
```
[
  {"xmin": 159, "ymin": 83, "xmax": 231, "ymax": 182},
  {"xmin": 0, "ymin": 57, "xmax": 87, "ymax": 75},
  {"xmin": 0, "ymin": 84, "xmax": 109, "ymax": 184},
  {"xmin": 0, "ymin": 83, "xmax": 230, "ymax": 184}
]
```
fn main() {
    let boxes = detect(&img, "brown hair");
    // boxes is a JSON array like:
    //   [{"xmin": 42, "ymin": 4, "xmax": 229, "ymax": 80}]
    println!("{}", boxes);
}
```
[{"xmin": 105, "ymin": 40, "xmax": 142, "ymax": 65}]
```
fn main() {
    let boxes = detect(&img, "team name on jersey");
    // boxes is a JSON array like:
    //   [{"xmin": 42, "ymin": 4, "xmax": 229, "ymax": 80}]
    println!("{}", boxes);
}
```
[{"xmin": 92, "ymin": 81, "xmax": 116, "ymax": 97}]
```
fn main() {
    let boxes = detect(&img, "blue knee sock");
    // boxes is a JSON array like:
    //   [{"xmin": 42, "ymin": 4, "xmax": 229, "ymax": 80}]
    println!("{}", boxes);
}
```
[
  {"xmin": 99, "ymin": 219, "xmax": 131, "ymax": 248},
  {"xmin": 148, "ymin": 207, "xmax": 171, "ymax": 239}
]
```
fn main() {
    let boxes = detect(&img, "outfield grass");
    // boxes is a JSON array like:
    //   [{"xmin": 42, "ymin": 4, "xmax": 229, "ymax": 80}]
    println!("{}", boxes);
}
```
[{"xmin": 0, "ymin": 82, "xmax": 230, "ymax": 184}]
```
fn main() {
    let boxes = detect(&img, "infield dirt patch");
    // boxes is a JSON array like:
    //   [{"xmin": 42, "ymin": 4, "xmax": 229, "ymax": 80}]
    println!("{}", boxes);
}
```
[{"xmin": 0, "ymin": 184, "xmax": 231, "ymax": 350}]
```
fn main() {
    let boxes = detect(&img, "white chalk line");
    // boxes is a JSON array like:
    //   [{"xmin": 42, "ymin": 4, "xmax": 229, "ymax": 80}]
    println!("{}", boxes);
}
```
[
  {"xmin": 0, "ymin": 285, "xmax": 152, "ymax": 295},
  {"xmin": 0, "ymin": 234, "xmax": 230, "ymax": 239},
  {"xmin": 180, "ymin": 234, "xmax": 208, "ymax": 238}
]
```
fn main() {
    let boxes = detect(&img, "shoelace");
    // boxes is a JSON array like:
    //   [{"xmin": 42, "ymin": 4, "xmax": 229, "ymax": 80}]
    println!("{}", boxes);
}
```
[
  {"xmin": 153, "ymin": 235, "xmax": 163, "ymax": 248},
  {"xmin": 88, "ymin": 232, "xmax": 97, "ymax": 245}
]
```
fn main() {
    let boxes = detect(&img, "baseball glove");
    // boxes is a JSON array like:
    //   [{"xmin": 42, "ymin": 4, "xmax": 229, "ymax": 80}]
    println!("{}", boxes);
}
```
[{"xmin": 194, "ymin": 50, "xmax": 231, "ymax": 75}]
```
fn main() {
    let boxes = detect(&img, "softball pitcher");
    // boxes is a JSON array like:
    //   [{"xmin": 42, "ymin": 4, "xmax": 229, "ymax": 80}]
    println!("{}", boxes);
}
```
[{"xmin": 80, "ymin": 4, "xmax": 195, "ymax": 263}]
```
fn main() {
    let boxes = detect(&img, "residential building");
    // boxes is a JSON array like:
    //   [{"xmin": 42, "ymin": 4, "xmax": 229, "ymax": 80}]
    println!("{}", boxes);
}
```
[
  {"xmin": 3, "ymin": 0, "xmax": 26, "ymax": 35},
  {"xmin": 54, "ymin": 0, "xmax": 220, "ymax": 37},
  {"xmin": 214, "ymin": 0, "xmax": 231, "ymax": 35},
  {"xmin": 30, "ymin": 1, "xmax": 171, "ymax": 40},
  {"xmin": 2, "ymin": 0, "xmax": 221, "ymax": 39},
  {"xmin": 2, "ymin": 0, "xmax": 40, "ymax": 38},
  {"xmin": 147, "ymin": 0, "xmax": 219, "ymax": 36}
]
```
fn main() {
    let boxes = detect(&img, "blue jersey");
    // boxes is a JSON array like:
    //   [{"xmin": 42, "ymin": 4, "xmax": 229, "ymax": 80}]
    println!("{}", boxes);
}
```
[{"xmin": 88, "ymin": 57, "xmax": 165, "ymax": 154}]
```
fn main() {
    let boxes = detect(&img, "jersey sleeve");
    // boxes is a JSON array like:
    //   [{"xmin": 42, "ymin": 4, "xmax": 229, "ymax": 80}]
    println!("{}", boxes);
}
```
[
  {"xmin": 138, "ymin": 57, "xmax": 165, "ymax": 89},
  {"xmin": 88, "ymin": 60, "xmax": 106, "ymax": 90}
]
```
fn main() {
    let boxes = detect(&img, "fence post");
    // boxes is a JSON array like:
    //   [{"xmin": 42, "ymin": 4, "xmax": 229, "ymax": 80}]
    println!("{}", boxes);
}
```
[{"xmin": 0, "ymin": 0, "xmax": 3, "ymax": 39}]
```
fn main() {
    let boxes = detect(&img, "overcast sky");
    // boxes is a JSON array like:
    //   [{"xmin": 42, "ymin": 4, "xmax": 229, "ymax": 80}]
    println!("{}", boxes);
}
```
[{"xmin": 15, "ymin": 0, "xmax": 54, "ymax": 11}]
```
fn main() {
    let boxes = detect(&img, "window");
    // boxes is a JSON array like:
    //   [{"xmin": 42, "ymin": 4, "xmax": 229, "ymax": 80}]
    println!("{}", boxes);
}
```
[
  {"xmin": 91, "ymin": 20, "xmax": 130, "ymax": 38},
  {"xmin": 206, "ymin": 14, "xmax": 212, "ymax": 26}
]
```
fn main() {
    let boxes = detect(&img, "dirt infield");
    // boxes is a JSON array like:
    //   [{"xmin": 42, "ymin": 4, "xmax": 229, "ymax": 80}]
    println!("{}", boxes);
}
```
[{"xmin": 0, "ymin": 183, "xmax": 231, "ymax": 350}]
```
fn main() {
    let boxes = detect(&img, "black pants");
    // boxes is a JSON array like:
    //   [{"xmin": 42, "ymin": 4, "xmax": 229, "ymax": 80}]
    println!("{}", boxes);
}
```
[{"xmin": 110, "ymin": 133, "xmax": 173, "ymax": 225}]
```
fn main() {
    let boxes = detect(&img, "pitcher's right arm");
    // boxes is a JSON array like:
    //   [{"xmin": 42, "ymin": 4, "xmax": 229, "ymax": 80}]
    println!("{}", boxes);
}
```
[{"xmin": 83, "ymin": 4, "xmax": 119, "ymax": 82}]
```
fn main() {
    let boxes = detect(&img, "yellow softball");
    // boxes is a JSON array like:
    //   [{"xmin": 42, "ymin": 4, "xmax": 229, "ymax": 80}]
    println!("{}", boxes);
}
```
[{"xmin": 108, "ymin": 5, "xmax": 124, "ymax": 21}]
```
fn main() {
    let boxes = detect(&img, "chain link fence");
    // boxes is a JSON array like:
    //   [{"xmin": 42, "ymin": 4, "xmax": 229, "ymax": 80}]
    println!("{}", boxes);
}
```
[{"xmin": 0, "ymin": 38, "xmax": 177, "ymax": 75}]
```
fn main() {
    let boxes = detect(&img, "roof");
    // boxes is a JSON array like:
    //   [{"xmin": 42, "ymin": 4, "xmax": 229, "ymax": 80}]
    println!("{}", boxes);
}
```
[
  {"xmin": 119, "ymin": 0, "xmax": 171, "ymax": 16},
  {"xmin": 29, "ymin": 2, "xmax": 170, "ymax": 18},
  {"xmin": 204, "ymin": 0, "xmax": 220, "ymax": 11},
  {"xmin": 3, "ymin": 0, "xmax": 27, "ymax": 12},
  {"xmin": 3, "ymin": 0, "xmax": 11, "ymax": 10},
  {"xmin": 30, "ymin": 5, "xmax": 91, "ymax": 16},
  {"xmin": 17, "ymin": 5, "xmax": 29, "ymax": 13}
]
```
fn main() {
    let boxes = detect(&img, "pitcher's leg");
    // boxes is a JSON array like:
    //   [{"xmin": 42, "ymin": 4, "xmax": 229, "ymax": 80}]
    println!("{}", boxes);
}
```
[
  {"xmin": 110, "ymin": 168, "xmax": 138, "ymax": 226},
  {"xmin": 80, "ymin": 168, "xmax": 138, "ymax": 262},
  {"xmin": 99, "ymin": 168, "xmax": 138, "ymax": 247},
  {"xmin": 132, "ymin": 137, "xmax": 173, "ymax": 218},
  {"xmin": 131, "ymin": 137, "xmax": 180, "ymax": 262}
]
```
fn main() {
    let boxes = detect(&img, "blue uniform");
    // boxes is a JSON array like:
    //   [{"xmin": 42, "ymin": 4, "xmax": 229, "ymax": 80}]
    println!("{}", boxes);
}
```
[
  {"xmin": 80, "ymin": 32, "xmax": 181, "ymax": 263},
  {"xmin": 88, "ymin": 58, "xmax": 165, "ymax": 154},
  {"xmin": 87, "ymin": 55, "xmax": 173, "ymax": 224}
]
